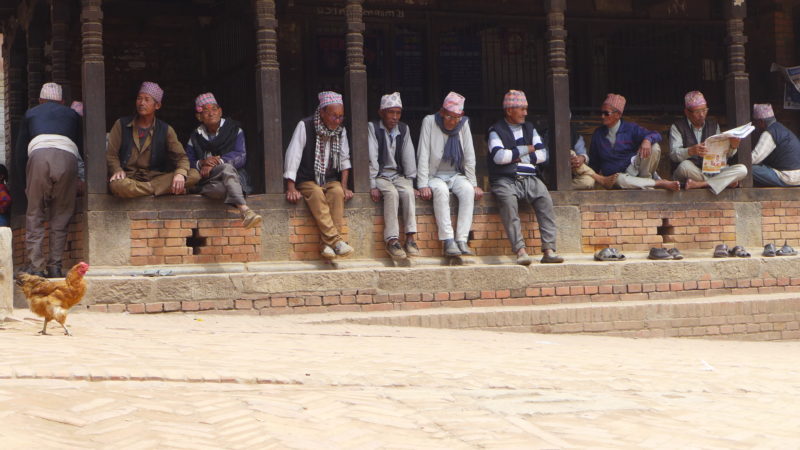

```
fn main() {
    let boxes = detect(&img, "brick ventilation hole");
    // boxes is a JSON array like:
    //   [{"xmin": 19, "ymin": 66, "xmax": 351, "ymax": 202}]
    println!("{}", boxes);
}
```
[
  {"xmin": 186, "ymin": 228, "xmax": 207, "ymax": 255},
  {"xmin": 657, "ymin": 218, "xmax": 675, "ymax": 243}
]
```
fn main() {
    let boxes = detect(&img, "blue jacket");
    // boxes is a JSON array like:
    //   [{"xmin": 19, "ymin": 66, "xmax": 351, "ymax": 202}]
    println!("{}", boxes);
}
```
[{"xmin": 588, "ymin": 120, "xmax": 661, "ymax": 176}]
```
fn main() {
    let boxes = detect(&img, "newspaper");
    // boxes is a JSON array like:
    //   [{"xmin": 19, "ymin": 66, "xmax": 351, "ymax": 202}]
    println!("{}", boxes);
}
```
[
  {"xmin": 701, "ymin": 123, "xmax": 755, "ymax": 175},
  {"xmin": 770, "ymin": 63, "xmax": 800, "ymax": 110}
]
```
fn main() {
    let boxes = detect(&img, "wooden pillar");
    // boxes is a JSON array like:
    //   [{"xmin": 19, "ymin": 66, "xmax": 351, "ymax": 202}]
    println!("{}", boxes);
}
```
[
  {"xmin": 545, "ymin": 0, "xmax": 572, "ymax": 191},
  {"xmin": 254, "ymin": 0, "xmax": 283, "ymax": 194},
  {"xmin": 344, "ymin": 0, "xmax": 369, "ymax": 193},
  {"xmin": 26, "ymin": 29, "xmax": 44, "ymax": 109},
  {"xmin": 51, "ymin": 0, "xmax": 72, "ymax": 101},
  {"xmin": 6, "ymin": 33, "xmax": 28, "ymax": 215},
  {"xmin": 80, "ymin": 0, "xmax": 107, "ymax": 195},
  {"xmin": 725, "ymin": 0, "xmax": 752, "ymax": 187}
]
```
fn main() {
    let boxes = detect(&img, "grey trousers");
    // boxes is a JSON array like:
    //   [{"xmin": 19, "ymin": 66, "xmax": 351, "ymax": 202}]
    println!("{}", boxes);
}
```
[
  {"xmin": 492, "ymin": 176, "xmax": 557, "ymax": 253},
  {"xmin": 198, "ymin": 163, "xmax": 246, "ymax": 206},
  {"xmin": 429, "ymin": 174, "xmax": 474, "ymax": 241},
  {"xmin": 673, "ymin": 160, "xmax": 747, "ymax": 195},
  {"xmin": 616, "ymin": 143, "xmax": 662, "ymax": 189},
  {"xmin": 376, "ymin": 176, "xmax": 417, "ymax": 241},
  {"xmin": 25, "ymin": 148, "xmax": 78, "ymax": 270}
]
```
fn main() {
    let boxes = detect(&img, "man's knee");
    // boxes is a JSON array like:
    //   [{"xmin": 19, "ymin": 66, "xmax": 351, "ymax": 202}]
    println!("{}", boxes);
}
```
[
  {"xmin": 185, "ymin": 169, "xmax": 201, "ymax": 188},
  {"xmin": 381, "ymin": 185, "xmax": 399, "ymax": 202},
  {"xmin": 109, "ymin": 178, "xmax": 144, "ymax": 198}
]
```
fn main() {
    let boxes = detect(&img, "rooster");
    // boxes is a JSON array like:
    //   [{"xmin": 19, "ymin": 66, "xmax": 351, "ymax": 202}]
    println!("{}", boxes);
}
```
[{"xmin": 15, "ymin": 262, "xmax": 89, "ymax": 336}]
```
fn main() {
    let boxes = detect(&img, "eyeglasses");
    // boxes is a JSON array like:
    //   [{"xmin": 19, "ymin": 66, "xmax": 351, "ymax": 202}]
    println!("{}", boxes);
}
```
[
  {"xmin": 688, "ymin": 107, "xmax": 709, "ymax": 115},
  {"xmin": 600, "ymin": 110, "xmax": 616, "ymax": 117},
  {"xmin": 442, "ymin": 113, "xmax": 462, "ymax": 121}
]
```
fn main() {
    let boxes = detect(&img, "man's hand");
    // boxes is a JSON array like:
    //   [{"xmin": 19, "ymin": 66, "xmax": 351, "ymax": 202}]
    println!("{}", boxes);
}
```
[
  {"xmin": 109, "ymin": 170, "xmax": 126, "ymax": 182},
  {"xmin": 200, "ymin": 164, "xmax": 213, "ymax": 178},
  {"xmin": 570, "ymin": 153, "xmax": 586, "ymax": 170},
  {"xmin": 370, "ymin": 188, "xmax": 382, "ymax": 202},
  {"xmin": 202, "ymin": 156, "xmax": 222, "ymax": 167},
  {"xmin": 688, "ymin": 143, "xmax": 708, "ymax": 157},
  {"xmin": 728, "ymin": 137, "xmax": 741, "ymax": 149},
  {"xmin": 638, "ymin": 140, "xmax": 652, "ymax": 159},
  {"xmin": 419, "ymin": 187, "xmax": 432, "ymax": 200},
  {"xmin": 171, "ymin": 173, "xmax": 186, "ymax": 194},
  {"xmin": 474, "ymin": 186, "xmax": 484, "ymax": 201},
  {"xmin": 344, "ymin": 188, "xmax": 354, "ymax": 202},
  {"xmin": 414, "ymin": 189, "xmax": 420, "ymax": 198},
  {"xmin": 286, "ymin": 186, "xmax": 302, "ymax": 203}
]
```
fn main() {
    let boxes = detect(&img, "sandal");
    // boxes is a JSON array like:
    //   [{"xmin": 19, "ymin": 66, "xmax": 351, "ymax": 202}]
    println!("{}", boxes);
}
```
[
  {"xmin": 729, "ymin": 245, "xmax": 751, "ymax": 258},
  {"xmin": 713, "ymin": 244, "xmax": 729, "ymax": 258},
  {"xmin": 763, "ymin": 243, "xmax": 777, "ymax": 257},
  {"xmin": 648, "ymin": 247, "xmax": 672, "ymax": 260},
  {"xmin": 777, "ymin": 242, "xmax": 798, "ymax": 256},
  {"xmin": 667, "ymin": 248, "xmax": 684, "ymax": 260},
  {"xmin": 594, "ymin": 247, "xmax": 626, "ymax": 261}
]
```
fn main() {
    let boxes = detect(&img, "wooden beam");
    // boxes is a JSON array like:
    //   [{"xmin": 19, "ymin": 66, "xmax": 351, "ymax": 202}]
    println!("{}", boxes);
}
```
[
  {"xmin": 545, "ymin": 0, "xmax": 572, "ymax": 191},
  {"xmin": 344, "ymin": 0, "xmax": 369, "ymax": 193},
  {"xmin": 254, "ymin": 0, "xmax": 283, "ymax": 194},
  {"xmin": 724, "ymin": 0, "xmax": 751, "ymax": 187}
]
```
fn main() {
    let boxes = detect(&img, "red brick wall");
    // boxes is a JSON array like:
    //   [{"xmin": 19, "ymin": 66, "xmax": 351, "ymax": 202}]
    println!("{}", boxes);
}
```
[{"xmin": 762, "ymin": 200, "xmax": 800, "ymax": 244}]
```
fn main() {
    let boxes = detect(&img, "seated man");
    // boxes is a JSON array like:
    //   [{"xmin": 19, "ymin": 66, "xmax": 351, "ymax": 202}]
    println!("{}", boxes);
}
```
[
  {"xmin": 107, "ymin": 82, "xmax": 200, "ymax": 197},
  {"xmin": 284, "ymin": 91, "xmax": 354, "ymax": 259},
  {"xmin": 751, "ymin": 103, "xmax": 800, "ymax": 187},
  {"xmin": 186, "ymin": 93, "xmax": 261, "ymax": 229},
  {"xmin": 368, "ymin": 92, "xmax": 419, "ymax": 259},
  {"xmin": 669, "ymin": 91, "xmax": 745, "ymax": 194},
  {"xmin": 417, "ymin": 92, "xmax": 483, "ymax": 256},
  {"xmin": 488, "ymin": 90, "xmax": 563, "ymax": 265},
  {"xmin": 588, "ymin": 93, "xmax": 679, "ymax": 191},
  {"xmin": 569, "ymin": 112, "xmax": 617, "ymax": 190}
]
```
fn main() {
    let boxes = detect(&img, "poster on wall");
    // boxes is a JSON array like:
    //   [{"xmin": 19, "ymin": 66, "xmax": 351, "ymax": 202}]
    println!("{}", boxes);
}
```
[{"xmin": 771, "ymin": 63, "xmax": 800, "ymax": 110}]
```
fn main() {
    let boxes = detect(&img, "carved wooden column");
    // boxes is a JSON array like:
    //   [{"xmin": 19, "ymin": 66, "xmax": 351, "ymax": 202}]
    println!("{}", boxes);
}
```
[
  {"xmin": 344, "ymin": 0, "xmax": 369, "ymax": 193},
  {"xmin": 51, "ymin": 0, "xmax": 72, "ymax": 101},
  {"xmin": 26, "ymin": 29, "xmax": 45, "ymax": 109},
  {"xmin": 725, "ymin": 0, "xmax": 752, "ymax": 187},
  {"xmin": 545, "ymin": 0, "xmax": 572, "ymax": 191},
  {"xmin": 80, "ymin": 0, "xmax": 107, "ymax": 195},
  {"xmin": 254, "ymin": 0, "xmax": 283, "ymax": 194}
]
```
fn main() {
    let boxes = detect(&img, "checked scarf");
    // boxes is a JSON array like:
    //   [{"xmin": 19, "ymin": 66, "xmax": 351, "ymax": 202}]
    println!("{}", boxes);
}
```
[{"xmin": 313, "ymin": 108, "xmax": 343, "ymax": 186}]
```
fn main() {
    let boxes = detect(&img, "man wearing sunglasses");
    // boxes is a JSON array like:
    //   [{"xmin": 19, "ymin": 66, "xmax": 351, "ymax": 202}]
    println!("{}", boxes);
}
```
[
  {"xmin": 588, "ymin": 93, "xmax": 680, "ymax": 191},
  {"xmin": 417, "ymin": 92, "xmax": 483, "ymax": 257},
  {"xmin": 669, "ymin": 91, "xmax": 745, "ymax": 194}
]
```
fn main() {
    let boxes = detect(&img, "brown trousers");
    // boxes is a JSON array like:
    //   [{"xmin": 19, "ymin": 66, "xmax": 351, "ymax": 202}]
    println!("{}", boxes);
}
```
[
  {"xmin": 25, "ymin": 148, "xmax": 78, "ymax": 270},
  {"xmin": 109, "ymin": 169, "xmax": 201, "ymax": 198},
  {"xmin": 296, "ymin": 180, "xmax": 345, "ymax": 247}
]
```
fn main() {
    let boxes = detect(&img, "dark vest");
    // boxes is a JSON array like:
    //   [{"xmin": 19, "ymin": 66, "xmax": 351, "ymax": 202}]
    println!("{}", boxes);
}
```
[
  {"xmin": 486, "ymin": 119, "xmax": 535, "ymax": 181},
  {"xmin": 295, "ymin": 116, "xmax": 345, "ymax": 185},
  {"xmin": 764, "ymin": 121, "xmax": 800, "ymax": 171},
  {"xmin": 118, "ymin": 116, "xmax": 171, "ymax": 173},
  {"xmin": 672, "ymin": 118, "xmax": 718, "ymax": 168},
  {"xmin": 371, "ymin": 120, "xmax": 409, "ymax": 176}
]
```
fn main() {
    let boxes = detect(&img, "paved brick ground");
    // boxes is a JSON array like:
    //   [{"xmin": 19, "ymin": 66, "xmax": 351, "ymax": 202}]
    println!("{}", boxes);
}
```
[{"xmin": 1, "ymin": 302, "xmax": 799, "ymax": 449}]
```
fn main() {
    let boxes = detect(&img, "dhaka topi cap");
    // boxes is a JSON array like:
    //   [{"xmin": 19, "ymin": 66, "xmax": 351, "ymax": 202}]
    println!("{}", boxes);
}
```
[
  {"xmin": 318, "ymin": 91, "xmax": 343, "ymax": 109},
  {"xmin": 684, "ymin": 91, "xmax": 707, "ymax": 110},
  {"xmin": 602, "ymin": 93, "xmax": 626, "ymax": 114},
  {"xmin": 503, "ymin": 90, "xmax": 528, "ymax": 109},
  {"xmin": 195, "ymin": 92, "xmax": 218, "ymax": 112},
  {"xmin": 442, "ymin": 91, "xmax": 465, "ymax": 114},
  {"xmin": 380, "ymin": 92, "xmax": 402, "ymax": 110},
  {"xmin": 40, "ymin": 82, "xmax": 62, "ymax": 102},
  {"xmin": 139, "ymin": 81, "xmax": 164, "ymax": 104},
  {"xmin": 753, "ymin": 103, "xmax": 774, "ymax": 119},
  {"xmin": 70, "ymin": 101, "xmax": 84, "ymax": 117}
]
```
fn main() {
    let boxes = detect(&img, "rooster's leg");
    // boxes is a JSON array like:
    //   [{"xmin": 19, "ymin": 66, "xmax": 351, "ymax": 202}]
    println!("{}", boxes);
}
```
[
  {"xmin": 60, "ymin": 321, "xmax": 71, "ymax": 336},
  {"xmin": 39, "ymin": 320, "xmax": 49, "ymax": 335}
]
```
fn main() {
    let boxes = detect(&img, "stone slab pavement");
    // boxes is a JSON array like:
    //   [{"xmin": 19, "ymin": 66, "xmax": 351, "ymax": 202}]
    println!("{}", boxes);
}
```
[{"xmin": 1, "ymin": 305, "xmax": 799, "ymax": 449}]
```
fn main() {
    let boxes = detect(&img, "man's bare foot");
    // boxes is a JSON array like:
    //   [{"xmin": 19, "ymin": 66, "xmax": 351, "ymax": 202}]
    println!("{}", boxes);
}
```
[
  {"xmin": 685, "ymin": 179, "xmax": 708, "ymax": 190},
  {"xmin": 728, "ymin": 180, "xmax": 740, "ymax": 189},
  {"xmin": 593, "ymin": 173, "xmax": 618, "ymax": 189},
  {"xmin": 655, "ymin": 179, "xmax": 681, "ymax": 192}
]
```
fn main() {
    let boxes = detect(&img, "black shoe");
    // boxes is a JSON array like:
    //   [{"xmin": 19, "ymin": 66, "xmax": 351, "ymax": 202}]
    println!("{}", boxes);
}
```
[
  {"xmin": 47, "ymin": 265, "xmax": 64, "ymax": 278},
  {"xmin": 648, "ymin": 247, "xmax": 672, "ymax": 260}
]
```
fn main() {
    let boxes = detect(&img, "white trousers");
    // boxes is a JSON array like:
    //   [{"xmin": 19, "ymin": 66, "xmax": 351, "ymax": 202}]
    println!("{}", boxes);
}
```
[{"xmin": 429, "ymin": 174, "xmax": 474, "ymax": 241}]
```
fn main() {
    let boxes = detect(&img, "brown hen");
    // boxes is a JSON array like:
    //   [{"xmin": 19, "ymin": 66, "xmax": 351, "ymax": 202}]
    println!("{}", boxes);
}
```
[{"xmin": 15, "ymin": 262, "xmax": 89, "ymax": 336}]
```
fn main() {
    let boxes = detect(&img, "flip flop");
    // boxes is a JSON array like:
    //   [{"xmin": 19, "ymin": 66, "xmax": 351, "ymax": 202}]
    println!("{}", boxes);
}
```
[
  {"xmin": 667, "ymin": 248, "xmax": 684, "ymax": 260},
  {"xmin": 777, "ymin": 242, "xmax": 798, "ymax": 256},
  {"xmin": 648, "ymin": 247, "xmax": 672, "ymax": 260},
  {"xmin": 594, "ymin": 247, "xmax": 626, "ymax": 261},
  {"xmin": 729, "ymin": 245, "xmax": 751, "ymax": 258},
  {"xmin": 763, "ymin": 243, "xmax": 777, "ymax": 257},
  {"xmin": 713, "ymin": 244, "xmax": 729, "ymax": 258}
]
